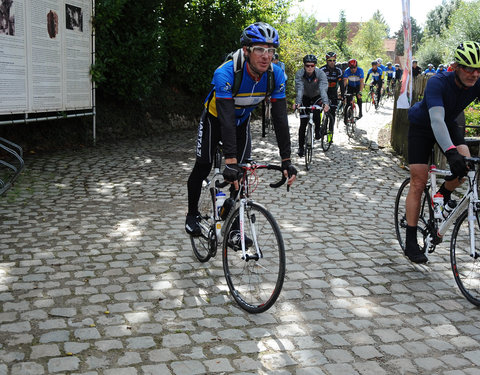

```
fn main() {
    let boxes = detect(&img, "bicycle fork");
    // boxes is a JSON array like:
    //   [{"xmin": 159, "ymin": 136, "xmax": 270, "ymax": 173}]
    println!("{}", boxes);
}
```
[{"xmin": 239, "ymin": 199, "xmax": 262, "ymax": 261}]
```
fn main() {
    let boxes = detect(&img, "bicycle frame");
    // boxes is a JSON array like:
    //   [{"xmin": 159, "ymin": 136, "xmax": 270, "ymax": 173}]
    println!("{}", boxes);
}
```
[
  {"xmin": 221, "ymin": 162, "xmax": 286, "ymax": 261},
  {"xmin": 425, "ymin": 162, "xmax": 480, "ymax": 257}
]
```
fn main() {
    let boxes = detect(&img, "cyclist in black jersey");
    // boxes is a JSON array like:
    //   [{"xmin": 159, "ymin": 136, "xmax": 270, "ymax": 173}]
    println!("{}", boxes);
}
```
[
  {"xmin": 405, "ymin": 41, "xmax": 480, "ymax": 263},
  {"xmin": 185, "ymin": 22, "xmax": 297, "ymax": 236},
  {"xmin": 320, "ymin": 51, "xmax": 345, "ymax": 133}
]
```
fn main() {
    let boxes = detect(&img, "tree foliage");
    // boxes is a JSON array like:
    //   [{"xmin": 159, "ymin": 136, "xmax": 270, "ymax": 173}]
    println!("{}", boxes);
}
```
[
  {"xmin": 394, "ymin": 18, "xmax": 423, "ymax": 56},
  {"xmin": 335, "ymin": 10, "xmax": 348, "ymax": 55},
  {"xmin": 351, "ymin": 18, "xmax": 387, "ymax": 62},
  {"xmin": 424, "ymin": 0, "xmax": 461, "ymax": 38}
]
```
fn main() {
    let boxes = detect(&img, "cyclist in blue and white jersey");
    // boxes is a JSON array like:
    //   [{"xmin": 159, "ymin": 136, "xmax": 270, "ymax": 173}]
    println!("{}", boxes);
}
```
[
  {"xmin": 185, "ymin": 22, "xmax": 297, "ymax": 236},
  {"xmin": 384, "ymin": 62, "xmax": 396, "ymax": 90},
  {"xmin": 376, "ymin": 58, "xmax": 387, "ymax": 80},
  {"xmin": 436, "ymin": 64, "xmax": 447, "ymax": 74},
  {"xmin": 273, "ymin": 53, "xmax": 288, "ymax": 82},
  {"xmin": 423, "ymin": 63, "xmax": 436, "ymax": 76},
  {"xmin": 365, "ymin": 60, "xmax": 384, "ymax": 103},
  {"xmin": 405, "ymin": 41, "xmax": 480, "ymax": 263},
  {"xmin": 343, "ymin": 59, "xmax": 365, "ymax": 119}
]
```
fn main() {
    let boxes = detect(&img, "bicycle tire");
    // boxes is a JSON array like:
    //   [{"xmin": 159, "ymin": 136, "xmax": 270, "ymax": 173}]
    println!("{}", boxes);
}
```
[
  {"xmin": 394, "ymin": 178, "xmax": 434, "ymax": 254},
  {"xmin": 345, "ymin": 106, "xmax": 355, "ymax": 138},
  {"xmin": 222, "ymin": 201, "xmax": 286, "ymax": 313},
  {"xmin": 336, "ymin": 101, "xmax": 344, "ymax": 124},
  {"xmin": 305, "ymin": 123, "xmax": 313, "ymax": 170},
  {"xmin": 261, "ymin": 101, "xmax": 271, "ymax": 138},
  {"xmin": 450, "ymin": 209, "xmax": 480, "ymax": 306},
  {"xmin": 321, "ymin": 113, "xmax": 332, "ymax": 152},
  {"xmin": 365, "ymin": 92, "xmax": 372, "ymax": 112},
  {"xmin": 191, "ymin": 182, "xmax": 216, "ymax": 262}
]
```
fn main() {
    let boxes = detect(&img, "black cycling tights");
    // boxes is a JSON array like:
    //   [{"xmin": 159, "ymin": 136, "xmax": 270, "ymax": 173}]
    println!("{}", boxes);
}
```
[{"xmin": 187, "ymin": 161, "xmax": 212, "ymax": 215}]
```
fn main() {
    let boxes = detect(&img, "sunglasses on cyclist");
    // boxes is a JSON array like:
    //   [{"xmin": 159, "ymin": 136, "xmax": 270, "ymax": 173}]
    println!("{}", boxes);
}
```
[
  {"xmin": 460, "ymin": 65, "xmax": 480, "ymax": 74},
  {"xmin": 304, "ymin": 64, "xmax": 315, "ymax": 68},
  {"xmin": 248, "ymin": 46, "xmax": 276, "ymax": 56},
  {"xmin": 327, "ymin": 59, "xmax": 336, "ymax": 62}
]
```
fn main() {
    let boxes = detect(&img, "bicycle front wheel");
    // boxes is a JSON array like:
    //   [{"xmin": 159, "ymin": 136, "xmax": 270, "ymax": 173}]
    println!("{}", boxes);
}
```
[
  {"xmin": 191, "ymin": 182, "xmax": 216, "ymax": 262},
  {"xmin": 321, "ymin": 113, "xmax": 332, "ymax": 152},
  {"xmin": 394, "ymin": 178, "xmax": 433, "ymax": 253},
  {"xmin": 345, "ymin": 107, "xmax": 355, "ymax": 138},
  {"xmin": 450, "ymin": 209, "xmax": 480, "ymax": 306},
  {"xmin": 305, "ymin": 123, "xmax": 313, "ymax": 170},
  {"xmin": 222, "ymin": 201, "xmax": 286, "ymax": 313},
  {"xmin": 365, "ymin": 92, "xmax": 372, "ymax": 112}
]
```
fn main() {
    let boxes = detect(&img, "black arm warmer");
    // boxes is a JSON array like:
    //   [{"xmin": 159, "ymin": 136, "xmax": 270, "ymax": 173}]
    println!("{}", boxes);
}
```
[
  {"xmin": 271, "ymin": 98, "xmax": 291, "ymax": 160},
  {"xmin": 216, "ymin": 98, "xmax": 237, "ymax": 159}
]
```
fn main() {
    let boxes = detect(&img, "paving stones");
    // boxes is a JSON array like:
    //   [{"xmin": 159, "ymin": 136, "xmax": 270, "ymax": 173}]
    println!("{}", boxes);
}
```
[{"xmin": 1, "ymin": 99, "xmax": 480, "ymax": 373}]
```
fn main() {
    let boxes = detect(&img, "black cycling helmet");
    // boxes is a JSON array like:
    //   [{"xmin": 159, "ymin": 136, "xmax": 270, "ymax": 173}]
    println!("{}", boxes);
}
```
[
  {"xmin": 387, "ymin": 61, "xmax": 392, "ymax": 66},
  {"xmin": 325, "ymin": 51, "xmax": 337, "ymax": 60},
  {"xmin": 240, "ymin": 22, "xmax": 279, "ymax": 48},
  {"xmin": 371, "ymin": 60, "xmax": 378, "ymax": 65},
  {"xmin": 303, "ymin": 54, "xmax": 317, "ymax": 64}
]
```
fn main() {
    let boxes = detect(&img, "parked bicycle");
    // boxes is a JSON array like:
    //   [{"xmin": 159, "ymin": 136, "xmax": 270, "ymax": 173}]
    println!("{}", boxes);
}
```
[
  {"xmin": 394, "ymin": 152, "xmax": 480, "ymax": 306},
  {"xmin": 0, "ymin": 137, "xmax": 24, "ymax": 196},
  {"xmin": 296, "ymin": 104, "xmax": 324, "ymax": 170},
  {"xmin": 261, "ymin": 96, "xmax": 272, "ymax": 138},
  {"xmin": 343, "ymin": 93, "xmax": 358, "ymax": 139},
  {"xmin": 191, "ymin": 144, "xmax": 288, "ymax": 313}
]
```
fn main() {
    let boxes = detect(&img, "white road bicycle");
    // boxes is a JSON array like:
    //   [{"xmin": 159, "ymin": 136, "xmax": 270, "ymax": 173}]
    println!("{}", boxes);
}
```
[{"xmin": 394, "ymin": 155, "xmax": 480, "ymax": 305}]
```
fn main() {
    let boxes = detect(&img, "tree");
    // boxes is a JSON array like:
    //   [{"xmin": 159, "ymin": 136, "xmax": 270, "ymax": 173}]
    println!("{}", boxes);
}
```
[
  {"xmin": 424, "ymin": 0, "xmax": 461, "ymax": 38},
  {"xmin": 335, "ymin": 10, "xmax": 348, "ymax": 55},
  {"xmin": 394, "ymin": 18, "xmax": 423, "ymax": 56},
  {"xmin": 351, "ymin": 18, "xmax": 387, "ymax": 61},
  {"xmin": 372, "ymin": 10, "xmax": 390, "ymax": 37}
]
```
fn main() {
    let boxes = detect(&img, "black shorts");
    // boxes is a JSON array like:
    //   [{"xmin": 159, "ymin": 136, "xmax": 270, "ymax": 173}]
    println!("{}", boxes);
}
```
[
  {"xmin": 408, "ymin": 123, "xmax": 465, "ymax": 164},
  {"xmin": 195, "ymin": 109, "xmax": 251, "ymax": 164}
]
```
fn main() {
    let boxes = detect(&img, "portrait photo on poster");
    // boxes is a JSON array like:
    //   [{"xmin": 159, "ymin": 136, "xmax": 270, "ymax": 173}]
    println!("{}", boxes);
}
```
[
  {"xmin": 0, "ymin": 0, "xmax": 15, "ymax": 36},
  {"xmin": 47, "ymin": 10, "xmax": 58, "ymax": 38},
  {"xmin": 65, "ymin": 4, "xmax": 83, "ymax": 32}
]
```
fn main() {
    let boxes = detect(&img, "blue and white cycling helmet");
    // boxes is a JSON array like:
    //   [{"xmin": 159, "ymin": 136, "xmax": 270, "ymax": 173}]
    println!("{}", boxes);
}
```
[{"xmin": 240, "ymin": 22, "xmax": 279, "ymax": 48}]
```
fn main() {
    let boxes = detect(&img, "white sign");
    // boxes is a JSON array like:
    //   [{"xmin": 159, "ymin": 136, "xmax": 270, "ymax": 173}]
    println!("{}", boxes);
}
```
[{"xmin": 0, "ymin": 0, "xmax": 92, "ymax": 115}]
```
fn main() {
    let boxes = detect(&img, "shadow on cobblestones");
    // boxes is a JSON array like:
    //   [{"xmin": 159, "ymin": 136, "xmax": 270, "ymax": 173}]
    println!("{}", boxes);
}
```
[{"xmin": 1, "ymin": 107, "xmax": 480, "ymax": 374}]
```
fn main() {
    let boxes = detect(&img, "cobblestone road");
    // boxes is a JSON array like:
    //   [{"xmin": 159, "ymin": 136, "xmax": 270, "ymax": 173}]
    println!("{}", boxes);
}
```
[{"xmin": 1, "ymin": 99, "xmax": 480, "ymax": 375}]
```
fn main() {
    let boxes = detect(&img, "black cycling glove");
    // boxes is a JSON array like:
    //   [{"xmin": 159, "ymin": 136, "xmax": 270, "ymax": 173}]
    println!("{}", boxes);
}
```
[
  {"xmin": 281, "ymin": 159, "xmax": 297, "ymax": 178},
  {"xmin": 222, "ymin": 163, "xmax": 242, "ymax": 183},
  {"xmin": 445, "ymin": 148, "xmax": 467, "ymax": 178}
]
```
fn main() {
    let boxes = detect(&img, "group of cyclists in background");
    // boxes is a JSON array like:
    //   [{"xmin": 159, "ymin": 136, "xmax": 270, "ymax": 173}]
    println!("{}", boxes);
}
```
[{"xmin": 291, "ymin": 54, "xmax": 404, "ymax": 156}]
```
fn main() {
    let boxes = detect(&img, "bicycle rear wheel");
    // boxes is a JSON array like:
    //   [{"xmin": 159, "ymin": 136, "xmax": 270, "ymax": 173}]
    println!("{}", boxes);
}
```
[
  {"xmin": 305, "ymin": 123, "xmax": 313, "ymax": 170},
  {"xmin": 394, "ymin": 178, "xmax": 433, "ymax": 253},
  {"xmin": 191, "ymin": 182, "xmax": 216, "ymax": 262},
  {"xmin": 321, "ymin": 113, "xmax": 333, "ymax": 152},
  {"xmin": 222, "ymin": 201, "xmax": 286, "ymax": 313},
  {"xmin": 450, "ymin": 209, "xmax": 480, "ymax": 306}
]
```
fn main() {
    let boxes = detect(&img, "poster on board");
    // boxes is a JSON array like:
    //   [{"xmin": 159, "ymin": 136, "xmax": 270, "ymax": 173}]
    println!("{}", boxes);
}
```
[{"xmin": 0, "ymin": 0, "xmax": 92, "ymax": 115}]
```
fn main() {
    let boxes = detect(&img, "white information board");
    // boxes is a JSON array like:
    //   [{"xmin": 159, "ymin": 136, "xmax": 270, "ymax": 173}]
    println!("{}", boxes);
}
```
[{"xmin": 0, "ymin": 0, "xmax": 92, "ymax": 115}]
